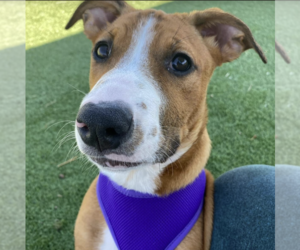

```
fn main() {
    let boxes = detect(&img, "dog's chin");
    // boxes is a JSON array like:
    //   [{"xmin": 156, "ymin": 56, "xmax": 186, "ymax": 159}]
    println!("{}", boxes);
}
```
[{"xmin": 89, "ymin": 156, "xmax": 146, "ymax": 172}]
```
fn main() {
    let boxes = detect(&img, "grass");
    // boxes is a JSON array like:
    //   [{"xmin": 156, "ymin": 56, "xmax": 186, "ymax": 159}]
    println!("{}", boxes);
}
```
[
  {"xmin": 0, "ymin": 45, "xmax": 26, "ymax": 250},
  {"xmin": 0, "ymin": 2, "xmax": 25, "ymax": 250},
  {"xmin": 26, "ymin": 1, "xmax": 274, "ymax": 249},
  {"xmin": 275, "ymin": 1, "xmax": 300, "ymax": 166}
]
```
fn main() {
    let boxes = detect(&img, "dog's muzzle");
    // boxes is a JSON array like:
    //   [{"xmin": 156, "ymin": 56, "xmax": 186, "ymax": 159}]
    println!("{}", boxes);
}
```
[{"xmin": 76, "ymin": 101, "xmax": 133, "ymax": 152}]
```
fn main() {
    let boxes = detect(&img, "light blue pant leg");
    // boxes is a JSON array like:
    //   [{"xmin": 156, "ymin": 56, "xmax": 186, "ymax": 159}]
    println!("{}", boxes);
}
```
[
  {"xmin": 210, "ymin": 165, "xmax": 275, "ymax": 250},
  {"xmin": 275, "ymin": 165, "xmax": 300, "ymax": 250}
]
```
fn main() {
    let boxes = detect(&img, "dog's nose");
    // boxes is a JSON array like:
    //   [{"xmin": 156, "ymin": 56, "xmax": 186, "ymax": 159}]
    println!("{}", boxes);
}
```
[{"xmin": 76, "ymin": 102, "xmax": 133, "ymax": 152}]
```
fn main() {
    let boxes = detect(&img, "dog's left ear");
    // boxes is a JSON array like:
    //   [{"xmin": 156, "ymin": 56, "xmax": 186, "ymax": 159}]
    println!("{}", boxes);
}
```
[
  {"xmin": 188, "ymin": 8, "xmax": 267, "ymax": 65},
  {"xmin": 65, "ymin": 1, "xmax": 134, "ymax": 41}
]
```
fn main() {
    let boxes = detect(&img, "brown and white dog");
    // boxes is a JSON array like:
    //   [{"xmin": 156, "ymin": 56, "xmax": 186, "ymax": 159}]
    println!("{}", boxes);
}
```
[{"xmin": 66, "ymin": 1, "xmax": 267, "ymax": 249}]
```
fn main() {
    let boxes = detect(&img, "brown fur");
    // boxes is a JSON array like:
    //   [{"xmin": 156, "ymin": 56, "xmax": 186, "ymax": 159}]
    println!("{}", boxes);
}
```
[
  {"xmin": 66, "ymin": 1, "xmax": 266, "ymax": 249},
  {"xmin": 74, "ymin": 177, "xmax": 105, "ymax": 250}
]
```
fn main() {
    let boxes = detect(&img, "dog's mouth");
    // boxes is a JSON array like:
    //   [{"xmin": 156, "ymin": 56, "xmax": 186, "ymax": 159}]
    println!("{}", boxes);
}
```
[{"xmin": 90, "ymin": 156, "xmax": 143, "ymax": 168}]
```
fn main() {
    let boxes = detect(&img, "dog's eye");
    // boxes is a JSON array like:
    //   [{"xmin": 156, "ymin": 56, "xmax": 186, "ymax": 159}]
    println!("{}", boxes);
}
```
[
  {"xmin": 94, "ymin": 42, "xmax": 111, "ymax": 60},
  {"xmin": 171, "ymin": 54, "xmax": 191, "ymax": 72},
  {"xmin": 96, "ymin": 44, "xmax": 109, "ymax": 59}
]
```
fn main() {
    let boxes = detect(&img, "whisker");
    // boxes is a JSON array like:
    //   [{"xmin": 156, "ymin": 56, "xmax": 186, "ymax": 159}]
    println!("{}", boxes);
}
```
[
  {"xmin": 66, "ymin": 83, "xmax": 87, "ymax": 96},
  {"xmin": 56, "ymin": 122, "xmax": 75, "ymax": 138},
  {"xmin": 65, "ymin": 141, "xmax": 78, "ymax": 160},
  {"xmin": 46, "ymin": 120, "xmax": 74, "ymax": 131},
  {"xmin": 53, "ymin": 132, "xmax": 75, "ymax": 152}
]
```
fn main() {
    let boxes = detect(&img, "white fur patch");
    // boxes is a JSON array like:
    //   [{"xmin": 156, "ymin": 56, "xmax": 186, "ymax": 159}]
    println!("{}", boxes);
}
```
[
  {"xmin": 100, "ymin": 145, "xmax": 191, "ymax": 194},
  {"xmin": 99, "ymin": 227, "xmax": 118, "ymax": 250}
]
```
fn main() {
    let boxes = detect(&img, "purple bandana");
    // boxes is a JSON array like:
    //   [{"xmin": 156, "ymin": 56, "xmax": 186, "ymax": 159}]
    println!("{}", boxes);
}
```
[{"xmin": 96, "ymin": 170, "xmax": 206, "ymax": 250}]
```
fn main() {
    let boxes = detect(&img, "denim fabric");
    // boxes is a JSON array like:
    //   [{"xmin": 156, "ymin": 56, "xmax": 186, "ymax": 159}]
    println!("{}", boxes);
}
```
[{"xmin": 210, "ymin": 165, "xmax": 275, "ymax": 250}]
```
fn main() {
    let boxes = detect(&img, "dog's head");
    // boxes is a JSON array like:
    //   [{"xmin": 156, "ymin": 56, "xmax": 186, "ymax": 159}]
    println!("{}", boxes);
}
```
[{"xmin": 66, "ymin": 1, "xmax": 266, "ymax": 193}]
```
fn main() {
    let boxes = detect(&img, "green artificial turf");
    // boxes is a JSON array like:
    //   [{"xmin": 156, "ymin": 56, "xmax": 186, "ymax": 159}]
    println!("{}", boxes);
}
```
[
  {"xmin": 275, "ymin": 1, "xmax": 300, "ymax": 166},
  {"xmin": 0, "ymin": 2, "xmax": 25, "ymax": 250},
  {"xmin": 26, "ymin": 1, "xmax": 274, "ymax": 249}
]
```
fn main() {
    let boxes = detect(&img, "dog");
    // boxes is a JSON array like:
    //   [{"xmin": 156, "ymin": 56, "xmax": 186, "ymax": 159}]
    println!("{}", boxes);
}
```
[{"xmin": 66, "ymin": 1, "xmax": 267, "ymax": 249}]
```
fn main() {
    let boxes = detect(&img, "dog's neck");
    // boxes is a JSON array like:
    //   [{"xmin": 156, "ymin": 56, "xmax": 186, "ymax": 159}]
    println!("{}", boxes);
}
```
[
  {"xmin": 100, "ymin": 128, "xmax": 211, "ymax": 196},
  {"xmin": 156, "ymin": 128, "xmax": 211, "ymax": 196}
]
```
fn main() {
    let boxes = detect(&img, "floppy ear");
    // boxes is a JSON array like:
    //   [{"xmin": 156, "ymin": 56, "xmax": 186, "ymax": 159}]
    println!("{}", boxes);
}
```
[
  {"xmin": 189, "ymin": 8, "xmax": 267, "ymax": 65},
  {"xmin": 65, "ymin": 0, "xmax": 134, "ymax": 41}
]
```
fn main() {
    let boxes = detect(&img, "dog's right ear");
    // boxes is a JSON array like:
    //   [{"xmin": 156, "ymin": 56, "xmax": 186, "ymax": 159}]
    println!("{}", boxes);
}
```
[
  {"xmin": 65, "ymin": 1, "xmax": 134, "ymax": 41},
  {"xmin": 188, "ymin": 8, "xmax": 267, "ymax": 65}
]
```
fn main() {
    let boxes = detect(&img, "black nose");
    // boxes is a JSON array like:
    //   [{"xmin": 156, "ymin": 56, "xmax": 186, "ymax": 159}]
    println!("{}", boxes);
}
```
[{"xmin": 76, "ymin": 102, "xmax": 133, "ymax": 152}]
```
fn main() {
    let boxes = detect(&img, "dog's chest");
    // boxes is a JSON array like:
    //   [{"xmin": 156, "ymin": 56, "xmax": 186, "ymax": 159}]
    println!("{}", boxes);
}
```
[{"xmin": 96, "ymin": 172, "xmax": 206, "ymax": 250}]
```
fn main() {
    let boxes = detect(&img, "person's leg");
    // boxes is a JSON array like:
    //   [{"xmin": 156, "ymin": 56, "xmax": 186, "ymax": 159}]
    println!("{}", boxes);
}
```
[
  {"xmin": 210, "ymin": 165, "xmax": 275, "ymax": 250},
  {"xmin": 275, "ymin": 165, "xmax": 300, "ymax": 250}
]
